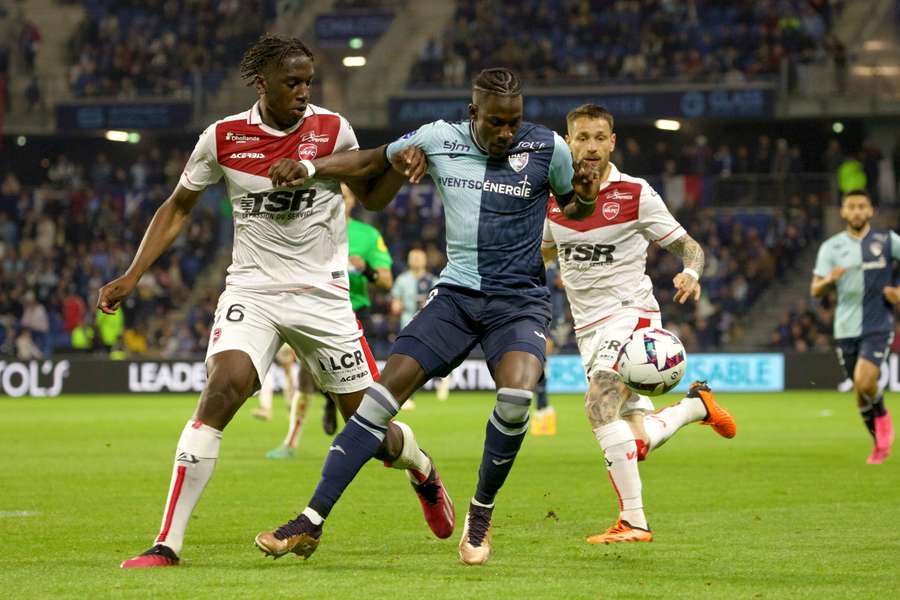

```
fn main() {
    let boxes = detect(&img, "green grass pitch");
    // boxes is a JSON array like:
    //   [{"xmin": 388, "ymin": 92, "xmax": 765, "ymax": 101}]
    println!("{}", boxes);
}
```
[{"xmin": 1, "ymin": 391, "xmax": 899, "ymax": 599}]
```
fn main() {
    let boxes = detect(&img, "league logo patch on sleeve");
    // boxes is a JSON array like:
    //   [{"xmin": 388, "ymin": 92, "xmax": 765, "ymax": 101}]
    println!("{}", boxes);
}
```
[{"xmin": 508, "ymin": 152, "xmax": 529, "ymax": 172}]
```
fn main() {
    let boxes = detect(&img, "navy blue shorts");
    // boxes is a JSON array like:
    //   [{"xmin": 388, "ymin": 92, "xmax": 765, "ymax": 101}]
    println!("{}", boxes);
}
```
[
  {"xmin": 835, "ymin": 331, "xmax": 894, "ymax": 380},
  {"xmin": 392, "ymin": 284, "xmax": 551, "ymax": 379}
]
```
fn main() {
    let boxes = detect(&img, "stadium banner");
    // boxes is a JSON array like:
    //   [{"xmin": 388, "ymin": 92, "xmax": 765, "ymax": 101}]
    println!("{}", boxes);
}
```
[
  {"xmin": 315, "ymin": 12, "xmax": 395, "ymax": 44},
  {"xmin": 3, "ymin": 353, "xmax": 785, "ymax": 397},
  {"xmin": 548, "ymin": 353, "xmax": 785, "ymax": 394},
  {"xmin": 56, "ymin": 102, "xmax": 193, "ymax": 130},
  {"xmin": 389, "ymin": 85, "xmax": 775, "ymax": 128}
]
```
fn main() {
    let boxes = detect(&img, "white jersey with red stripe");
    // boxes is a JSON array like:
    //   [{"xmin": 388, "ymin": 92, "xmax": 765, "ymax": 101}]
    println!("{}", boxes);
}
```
[
  {"xmin": 179, "ymin": 101, "xmax": 358, "ymax": 293},
  {"xmin": 542, "ymin": 163, "xmax": 685, "ymax": 333}
]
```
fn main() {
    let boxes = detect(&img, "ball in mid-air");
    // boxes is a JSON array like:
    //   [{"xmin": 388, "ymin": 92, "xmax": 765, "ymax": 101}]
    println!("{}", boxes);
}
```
[{"xmin": 616, "ymin": 327, "xmax": 686, "ymax": 396}]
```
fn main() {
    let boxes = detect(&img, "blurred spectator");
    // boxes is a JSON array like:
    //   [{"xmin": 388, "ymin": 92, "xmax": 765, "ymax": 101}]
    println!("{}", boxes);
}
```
[
  {"xmin": 409, "ymin": 0, "xmax": 833, "ymax": 88},
  {"xmin": 67, "ymin": 0, "xmax": 275, "ymax": 97}
]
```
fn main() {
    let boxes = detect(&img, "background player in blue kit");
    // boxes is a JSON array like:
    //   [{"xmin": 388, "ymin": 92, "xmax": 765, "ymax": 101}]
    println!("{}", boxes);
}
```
[
  {"xmin": 255, "ymin": 68, "xmax": 601, "ymax": 565},
  {"xmin": 812, "ymin": 189, "xmax": 900, "ymax": 464}
]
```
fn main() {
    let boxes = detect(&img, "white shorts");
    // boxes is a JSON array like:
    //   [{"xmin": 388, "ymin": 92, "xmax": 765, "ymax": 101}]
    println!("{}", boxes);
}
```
[
  {"xmin": 576, "ymin": 311, "xmax": 661, "ymax": 416},
  {"xmin": 206, "ymin": 286, "xmax": 375, "ymax": 394}
]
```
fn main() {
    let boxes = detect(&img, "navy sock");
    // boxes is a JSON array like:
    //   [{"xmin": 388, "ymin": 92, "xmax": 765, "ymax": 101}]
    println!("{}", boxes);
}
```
[
  {"xmin": 308, "ymin": 384, "xmax": 398, "ymax": 519},
  {"xmin": 535, "ymin": 379, "xmax": 549, "ymax": 411},
  {"xmin": 860, "ymin": 406, "xmax": 876, "ymax": 439},
  {"xmin": 474, "ymin": 388, "xmax": 532, "ymax": 505},
  {"xmin": 872, "ymin": 394, "xmax": 887, "ymax": 417}
]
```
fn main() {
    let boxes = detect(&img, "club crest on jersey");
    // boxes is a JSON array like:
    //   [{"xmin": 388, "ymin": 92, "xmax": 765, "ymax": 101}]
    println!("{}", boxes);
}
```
[
  {"xmin": 602, "ymin": 201, "xmax": 620, "ymax": 220},
  {"xmin": 508, "ymin": 152, "xmax": 529, "ymax": 172},
  {"xmin": 300, "ymin": 131, "xmax": 330, "ymax": 144},
  {"xmin": 212, "ymin": 328, "xmax": 222, "ymax": 345},
  {"xmin": 605, "ymin": 189, "xmax": 633, "ymax": 201},
  {"xmin": 298, "ymin": 143, "xmax": 318, "ymax": 160},
  {"xmin": 870, "ymin": 241, "xmax": 883, "ymax": 257}
]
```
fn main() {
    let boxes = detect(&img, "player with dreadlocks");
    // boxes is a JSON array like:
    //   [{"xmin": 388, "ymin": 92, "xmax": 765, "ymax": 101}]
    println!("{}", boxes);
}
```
[
  {"xmin": 106, "ymin": 34, "xmax": 444, "ymax": 569},
  {"xmin": 254, "ymin": 67, "xmax": 601, "ymax": 565}
]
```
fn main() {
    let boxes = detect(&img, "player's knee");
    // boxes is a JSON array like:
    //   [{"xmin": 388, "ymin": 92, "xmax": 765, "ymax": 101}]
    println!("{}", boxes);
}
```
[
  {"xmin": 496, "ymin": 388, "xmax": 532, "ymax": 424},
  {"xmin": 853, "ymin": 374, "xmax": 878, "ymax": 397},
  {"xmin": 584, "ymin": 371, "xmax": 622, "ymax": 428}
]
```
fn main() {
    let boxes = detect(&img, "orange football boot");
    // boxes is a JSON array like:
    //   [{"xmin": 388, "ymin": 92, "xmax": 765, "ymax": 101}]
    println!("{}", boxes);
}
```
[{"xmin": 689, "ymin": 381, "xmax": 736, "ymax": 439}]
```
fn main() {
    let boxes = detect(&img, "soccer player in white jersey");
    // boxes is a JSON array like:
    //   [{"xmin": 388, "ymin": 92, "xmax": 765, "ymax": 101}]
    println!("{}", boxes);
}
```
[
  {"xmin": 541, "ymin": 104, "xmax": 737, "ymax": 544},
  {"xmin": 100, "ymin": 34, "xmax": 449, "ymax": 569}
]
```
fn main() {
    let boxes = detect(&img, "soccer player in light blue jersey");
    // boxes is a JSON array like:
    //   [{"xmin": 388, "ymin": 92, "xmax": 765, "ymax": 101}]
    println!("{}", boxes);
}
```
[
  {"xmin": 812, "ymin": 189, "xmax": 900, "ymax": 464},
  {"xmin": 256, "ymin": 68, "xmax": 601, "ymax": 565}
]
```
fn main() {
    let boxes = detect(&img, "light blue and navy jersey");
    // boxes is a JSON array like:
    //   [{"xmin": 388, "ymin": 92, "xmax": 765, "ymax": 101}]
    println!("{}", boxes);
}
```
[
  {"xmin": 386, "ymin": 120, "xmax": 575, "ymax": 296},
  {"xmin": 814, "ymin": 228, "xmax": 900, "ymax": 339}
]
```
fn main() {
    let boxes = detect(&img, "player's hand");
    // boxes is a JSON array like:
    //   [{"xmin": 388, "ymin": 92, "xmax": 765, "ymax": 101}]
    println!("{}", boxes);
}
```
[
  {"xmin": 390, "ymin": 146, "xmax": 427, "ymax": 183},
  {"xmin": 884, "ymin": 286, "xmax": 900, "ymax": 305},
  {"xmin": 673, "ymin": 272, "xmax": 701, "ymax": 304},
  {"xmin": 572, "ymin": 159, "xmax": 601, "ymax": 197},
  {"xmin": 349, "ymin": 255, "xmax": 366, "ymax": 271},
  {"xmin": 97, "ymin": 275, "xmax": 137, "ymax": 314},
  {"xmin": 829, "ymin": 266, "xmax": 847, "ymax": 282},
  {"xmin": 269, "ymin": 158, "xmax": 309, "ymax": 188}
]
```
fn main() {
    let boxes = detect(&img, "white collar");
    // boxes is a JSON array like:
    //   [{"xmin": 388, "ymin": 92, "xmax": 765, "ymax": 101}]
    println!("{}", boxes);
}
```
[
  {"xmin": 248, "ymin": 101, "xmax": 310, "ymax": 136},
  {"xmin": 599, "ymin": 162, "xmax": 622, "ymax": 190}
]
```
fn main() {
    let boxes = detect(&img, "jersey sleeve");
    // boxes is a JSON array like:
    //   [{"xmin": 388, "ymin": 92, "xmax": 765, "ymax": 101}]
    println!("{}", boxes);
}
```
[
  {"xmin": 366, "ymin": 232, "xmax": 393, "ymax": 269},
  {"xmin": 891, "ymin": 231, "xmax": 900, "ymax": 260},
  {"xmin": 179, "ymin": 124, "xmax": 223, "ymax": 191},
  {"xmin": 813, "ymin": 241, "xmax": 833, "ymax": 277},
  {"xmin": 542, "ymin": 217, "xmax": 555, "ymax": 249},
  {"xmin": 547, "ymin": 132, "xmax": 575, "ymax": 197},
  {"xmin": 385, "ymin": 121, "xmax": 444, "ymax": 161},
  {"xmin": 638, "ymin": 183, "xmax": 685, "ymax": 247},
  {"xmin": 391, "ymin": 272, "xmax": 411, "ymax": 300},
  {"xmin": 333, "ymin": 115, "xmax": 360, "ymax": 153}
]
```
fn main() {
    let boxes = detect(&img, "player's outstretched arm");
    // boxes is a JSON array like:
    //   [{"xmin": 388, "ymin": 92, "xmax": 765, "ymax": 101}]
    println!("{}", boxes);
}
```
[
  {"xmin": 350, "ymin": 146, "xmax": 428, "ymax": 211},
  {"xmin": 810, "ymin": 267, "xmax": 846, "ymax": 297},
  {"xmin": 665, "ymin": 234, "xmax": 705, "ymax": 304},
  {"xmin": 97, "ymin": 185, "xmax": 202, "ymax": 314}
]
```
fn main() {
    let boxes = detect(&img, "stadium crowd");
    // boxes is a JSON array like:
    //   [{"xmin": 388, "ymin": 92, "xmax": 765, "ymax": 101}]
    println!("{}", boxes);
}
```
[
  {"xmin": 410, "ymin": 0, "xmax": 842, "ymax": 87},
  {"xmin": 0, "ymin": 148, "xmax": 225, "ymax": 360},
  {"xmin": 66, "ymin": 0, "xmax": 276, "ymax": 97}
]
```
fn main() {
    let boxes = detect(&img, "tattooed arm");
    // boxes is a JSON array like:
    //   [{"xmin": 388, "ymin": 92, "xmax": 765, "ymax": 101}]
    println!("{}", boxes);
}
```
[{"xmin": 663, "ymin": 234, "xmax": 704, "ymax": 304}]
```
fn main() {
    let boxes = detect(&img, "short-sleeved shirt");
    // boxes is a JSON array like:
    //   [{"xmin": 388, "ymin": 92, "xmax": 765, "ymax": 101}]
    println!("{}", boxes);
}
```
[
  {"xmin": 180, "ymin": 102, "xmax": 358, "ymax": 293},
  {"xmin": 542, "ymin": 163, "xmax": 685, "ymax": 332},
  {"xmin": 392, "ymin": 269, "xmax": 437, "ymax": 327},
  {"xmin": 385, "ymin": 119, "xmax": 575, "ymax": 297},
  {"xmin": 814, "ymin": 228, "xmax": 900, "ymax": 339},
  {"xmin": 347, "ymin": 218, "xmax": 392, "ymax": 311}
]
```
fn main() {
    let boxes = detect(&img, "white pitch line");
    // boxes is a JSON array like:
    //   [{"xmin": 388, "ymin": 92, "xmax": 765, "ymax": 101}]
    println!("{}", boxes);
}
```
[{"xmin": 0, "ymin": 511, "xmax": 39, "ymax": 518}]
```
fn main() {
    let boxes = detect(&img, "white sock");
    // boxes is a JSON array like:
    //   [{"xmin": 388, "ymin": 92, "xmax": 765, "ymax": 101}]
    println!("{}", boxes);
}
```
[
  {"xmin": 302, "ymin": 506, "xmax": 324, "ymax": 525},
  {"xmin": 389, "ymin": 420, "xmax": 432, "ymax": 481},
  {"xmin": 155, "ymin": 420, "xmax": 222, "ymax": 555},
  {"xmin": 258, "ymin": 372, "xmax": 274, "ymax": 413},
  {"xmin": 594, "ymin": 419, "xmax": 646, "ymax": 529},
  {"xmin": 471, "ymin": 496, "xmax": 494, "ymax": 509},
  {"xmin": 436, "ymin": 376, "xmax": 450, "ymax": 401},
  {"xmin": 644, "ymin": 396, "xmax": 707, "ymax": 451},
  {"xmin": 283, "ymin": 391, "xmax": 311, "ymax": 448}
]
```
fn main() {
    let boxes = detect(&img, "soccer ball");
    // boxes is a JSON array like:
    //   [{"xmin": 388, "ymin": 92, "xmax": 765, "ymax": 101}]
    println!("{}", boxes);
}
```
[{"xmin": 616, "ymin": 327, "xmax": 686, "ymax": 396}]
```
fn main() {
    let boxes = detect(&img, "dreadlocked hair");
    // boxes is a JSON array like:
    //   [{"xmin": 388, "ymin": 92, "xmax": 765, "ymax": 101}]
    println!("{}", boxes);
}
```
[
  {"xmin": 472, "ymin": 68, "xmax": 522, "ymax": 97},
  {"xmin": 239, "ymin": 33, "xmax": 314, "ymax": 85}
]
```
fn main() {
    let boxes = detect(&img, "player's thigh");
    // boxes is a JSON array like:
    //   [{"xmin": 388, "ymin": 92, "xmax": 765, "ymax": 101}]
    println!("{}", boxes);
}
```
[
  {"xmin": 481, "ymin": 294, "xmax": 552, "ymax": 389},
  {"xmin": 392, "ymin": 286, "xmax": 480, "ymax": 380},
  {"xmin": 279, "ymin": 289, "xmax": 377, "ymax": 397},
  {"xmin": 576, "ymin": 312, "xmax": 661, "ymax": 379},
  {"xmin": 204, "ymin": 289, "xmax": 283, "ymax": 398},
  {"xmin": 834, "ymin": 337, "xmax": 860, "ymax": 382},
  {"xmin": 854, "ymin": 332, "xmax": 892, "ymax": 390}
]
